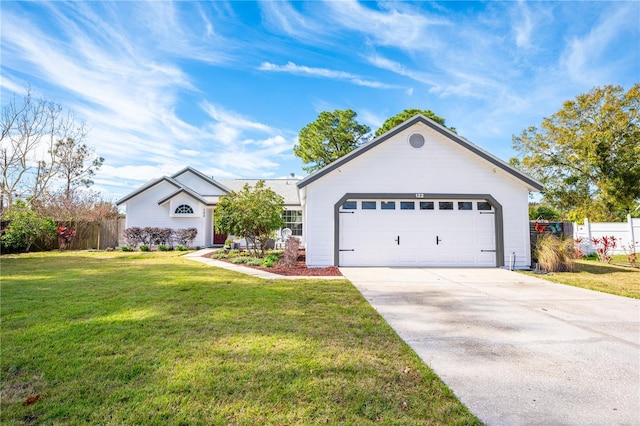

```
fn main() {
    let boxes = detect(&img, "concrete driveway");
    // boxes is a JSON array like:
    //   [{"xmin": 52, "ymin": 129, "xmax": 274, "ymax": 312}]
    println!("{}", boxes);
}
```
[{"xmin": 339, "ymin": 267, "xmax": 640, "ymax": 426}]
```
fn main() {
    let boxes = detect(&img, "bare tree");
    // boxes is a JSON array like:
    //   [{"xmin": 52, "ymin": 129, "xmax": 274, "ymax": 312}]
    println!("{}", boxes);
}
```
[
  {"xmin": 1, "ymin": 87, "xmax": 89, "ymax": 209},
  {"xmin": 53, "ymin": 137, "xmax": 104, "ymax": 201}
]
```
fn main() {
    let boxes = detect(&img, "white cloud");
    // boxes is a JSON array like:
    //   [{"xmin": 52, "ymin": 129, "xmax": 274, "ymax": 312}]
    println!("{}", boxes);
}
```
[
  {"xmin": 513, "ymin": 1, "xmax": 534, "ymax": 48},
  {"xmin": 325, "ymin": 0, "xmax": 449, "ymax": 51},
  {"xmin": 561, "ymin": 3, "xmax": 638, "ymax": 86},
  {"xmin": 259, "ymin": 1, "xmax": 325, "ymax": 41},
  {"xmin": 258, "ymin": 61, "xmax": 402, "ymax": 90}
]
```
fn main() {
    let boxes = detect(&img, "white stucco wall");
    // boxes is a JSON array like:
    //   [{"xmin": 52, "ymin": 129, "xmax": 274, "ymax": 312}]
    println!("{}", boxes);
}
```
[{"xmin": 303, "ymin": 121, "xmax": 533, "ymax": 268}]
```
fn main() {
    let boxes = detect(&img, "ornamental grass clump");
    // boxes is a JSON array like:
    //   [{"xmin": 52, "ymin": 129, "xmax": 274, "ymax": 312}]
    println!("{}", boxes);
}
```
[{"xmin": 536, "ymin": 234, "xmax": 575, "ymax": 272}]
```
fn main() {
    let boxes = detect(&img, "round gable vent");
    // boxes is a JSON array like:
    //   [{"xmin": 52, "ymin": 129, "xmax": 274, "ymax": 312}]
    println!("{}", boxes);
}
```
[{"xmin": 409, "ymin": 133, "xmax": 425, "ymax": 148}]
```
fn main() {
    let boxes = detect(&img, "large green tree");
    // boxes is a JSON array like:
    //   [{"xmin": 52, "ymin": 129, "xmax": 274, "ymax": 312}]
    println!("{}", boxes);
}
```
[
  {"xmin": 293, "ymin": 109, "xmax": 370, "ymax": 173},
  {"xmin": 511, "ymin": 84, "xmax": 640, "ymax": 221},
  {"xmin": 374, "ymin": 108, "xmax": 454, "ymax": 137},
  {"xmin": 214, "ymin": 180, "xmax": 285, "ymax": 256}
]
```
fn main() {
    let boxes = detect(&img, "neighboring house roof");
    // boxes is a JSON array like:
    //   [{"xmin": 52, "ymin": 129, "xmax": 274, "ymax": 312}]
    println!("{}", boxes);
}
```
[
  {"xmin": 297, "ymin": 114, "xmax": 544, "ymax": 191},
  {"xmin": 217, "ymin": 179, "xmax": 301, "ymax": 205}
]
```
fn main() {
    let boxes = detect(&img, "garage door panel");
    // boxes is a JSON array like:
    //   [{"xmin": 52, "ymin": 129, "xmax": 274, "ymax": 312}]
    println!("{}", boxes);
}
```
[{"xmin": 339, "ymin": 198, "xmax": 496, "ymax": 267}]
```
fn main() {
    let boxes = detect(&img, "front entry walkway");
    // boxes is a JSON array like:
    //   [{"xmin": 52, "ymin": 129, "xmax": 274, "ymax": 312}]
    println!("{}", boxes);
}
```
[{"xmin": 340, "ymin": 267, "xmax": 640, "ymax": 426}]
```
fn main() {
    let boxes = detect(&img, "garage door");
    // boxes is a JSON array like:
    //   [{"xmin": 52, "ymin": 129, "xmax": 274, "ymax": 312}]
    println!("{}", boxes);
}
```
[{"xmin": 339, "ymin": 199, "xmax": 496, "ymax": 267}]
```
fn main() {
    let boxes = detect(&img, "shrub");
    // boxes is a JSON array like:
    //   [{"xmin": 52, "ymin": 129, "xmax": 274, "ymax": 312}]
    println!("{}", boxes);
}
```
[
  {"xmin": 621, "ymin": 242, "xmax": 638, "ymax": 267},
  {"xmin": 0, "ymin": 201, "xmax": 57, "ymax": 252},
  {"xmin": 536, "ymin": 234, "xmax": 574, "ymax": 272},
  {"xmin": 230, "ymin": 256, "xmax": 249, "ymax": 264},
  {"xmin": 175, "ymin": 245, "xmax": 188, "ymax": 251},
  {"xmin": 591, "ymin": 236, "xmax": 618, "ymax": 263},
  {"xmin": 261, "ymin": 251, "xmax": 282, "ymax": 267},
  {"xmin": 226, "ymin": 249, "xmax": 248, "ymax": 259},
  {"xmin": 246, "ymin": 257, "xmax": 265, "ymax": 266},
  {"xmin": 123, "ymin": 227, "xmax": 145, "ymax": 247},
  {"xmin": 158, "ymin": 244, "xmax": 170, "ymax": 251},
  {"xmin": 212, "ymin": 250, "xmax": 230, "ymax": 259},
  {"xmin": 120, "ymin": 246, "xmax": 135, "ymax": 252},
  {"xmin": 282, "ymin": 236, "xmax": 300, "ymax": 267},
  {"xmin": 175, "ymin": 228, "xmax": 198, "ymax": 247},
  {"xmin": 57, "ymin": 226, "xmax": 76, "ymax": 250},
  {"xmin": 262, "ymin": 258, "xmax": 276, "ymax": 267},
  {"xmin": 139, "ymin": 245, "xmax": 150, "ymax": 252},
  {"xmin": 157, "ymin": 228, "xmax": 174, "ymax": 246}
]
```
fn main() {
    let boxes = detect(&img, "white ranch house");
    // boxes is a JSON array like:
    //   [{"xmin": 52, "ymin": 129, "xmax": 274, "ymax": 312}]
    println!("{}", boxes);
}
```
[{"xmin": 117, "ymin": 114, "xmax": 542, "ymax": 269}]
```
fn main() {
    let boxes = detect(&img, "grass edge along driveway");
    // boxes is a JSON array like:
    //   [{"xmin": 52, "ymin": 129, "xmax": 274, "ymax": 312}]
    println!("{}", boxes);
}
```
[
  {"xmin": 1, "ymin": 251, "xmax": 479, "ymax": 425},
  {"xmin": 521, "ymin": 259, "xmax": 640, "ymax": 299}
]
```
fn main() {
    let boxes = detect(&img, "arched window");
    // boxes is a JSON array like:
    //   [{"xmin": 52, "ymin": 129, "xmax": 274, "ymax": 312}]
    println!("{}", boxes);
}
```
[{"xmin": 175, "ymin": 204, "xmax": 194, "ymax": 214}]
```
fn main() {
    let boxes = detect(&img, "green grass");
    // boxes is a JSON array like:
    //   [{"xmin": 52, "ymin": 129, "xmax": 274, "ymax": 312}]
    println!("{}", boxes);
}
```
[
  {"xmin": 524, "ymin": 258, "xmax": 640, "ymax": 299},
  {"xmin": 1, "ymin": 251, "xmax": 479, "ymax": 425}
]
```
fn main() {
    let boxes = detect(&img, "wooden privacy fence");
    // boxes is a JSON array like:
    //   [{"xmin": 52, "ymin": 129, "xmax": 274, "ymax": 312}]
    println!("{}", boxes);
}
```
[
  {"xmin": 64, "ymin": 219, "xmax": 125, "ymax": 250},
  {"xmin": 529, "ymin": 220, "xmax": 574, "ymax": 262},
  {"xmin": 30, "ymin": 219, "xmax": 125, "ymax": 251}
]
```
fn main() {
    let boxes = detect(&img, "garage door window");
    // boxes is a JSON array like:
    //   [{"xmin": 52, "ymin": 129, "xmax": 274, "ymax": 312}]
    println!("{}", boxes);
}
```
[
  {"xmin": 381, "ymin": 201, "xmax": 396, "ymax": 210},
  {"xmin": 420, "ymin": 201, "xmax": 434, "ymax": 210},
  {"xmin": 362, "ymin": 201, "xmax": 376, "ymax": 210},
  {"xmin": 400, "ymin": 201, "xmax": 415, "ymax": 210},
  {"xmin": 477, "ymin": 201, "xmax": 492, "ymax": 211},
  {"xmin": 439, "ymin": 201, "xmax": 454, "ymax": 210},
  {"xmin": 342, "ymin": 201, "xmax": 357, "ymax": 210},
  {"xmin": 458, "ymin": 201, "xmax": 473, "ymax": 211}
]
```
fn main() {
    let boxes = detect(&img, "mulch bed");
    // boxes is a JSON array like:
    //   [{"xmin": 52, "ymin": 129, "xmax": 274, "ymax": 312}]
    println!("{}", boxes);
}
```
[{"xmin": 202, "ymin": 249, "xmax": 342, "ymax": 277}]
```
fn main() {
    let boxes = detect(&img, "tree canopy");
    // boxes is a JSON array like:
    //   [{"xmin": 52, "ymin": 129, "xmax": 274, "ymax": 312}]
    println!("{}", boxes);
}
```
[
  {"xmin": 214, "ymin": 180, "xmax": 285, "ymax": 256},
  {"xmin": 293, "ymin": 109, "xmax": 370, "ymax": 173},
  {"xmin": 374, "ymin": 108, "xmax": 454, "ymax": 137},
  {"xmin": 511, "ymin": 84, "xmax": 640, "ymax": 221}
]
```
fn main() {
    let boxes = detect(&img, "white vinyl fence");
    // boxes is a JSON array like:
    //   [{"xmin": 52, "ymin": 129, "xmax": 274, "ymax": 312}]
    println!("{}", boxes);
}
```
[{"xmin": 574, "ymin": 215, "xmax": 639, "ymax": 255}]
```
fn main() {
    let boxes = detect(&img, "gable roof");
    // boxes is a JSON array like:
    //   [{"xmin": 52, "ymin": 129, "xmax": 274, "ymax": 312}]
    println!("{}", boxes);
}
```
[
  {"xmin": 171, "ymin": 166, "xmax": 231, "ymax": 193},
  {"xmin": 116, "ymin": 167, "xmax": 302, "ymax": 207},
  {"xmin": 297, "ymin": 114, "xmax": 543, "ymax": 191},
  {"xmin": 157, "ymin": 187, "xmax": 212, "ymax": 206},
  {"xmin": 115, "ymin": 176, "xmax": 182, "ymax": 205}
]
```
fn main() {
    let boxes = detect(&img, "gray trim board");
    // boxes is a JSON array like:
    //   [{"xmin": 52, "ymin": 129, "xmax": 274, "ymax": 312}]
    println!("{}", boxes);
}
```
[
  {"xmin": 157, "ymin": 187, "xmax": 213, "ymax": 206},
  {"xmin": 298, "ymin": 114, "xmax": 543, "ymax": 191},
  {"xmin": 333, "ymin": 193, "xmax": 504, "ymax": 267}
]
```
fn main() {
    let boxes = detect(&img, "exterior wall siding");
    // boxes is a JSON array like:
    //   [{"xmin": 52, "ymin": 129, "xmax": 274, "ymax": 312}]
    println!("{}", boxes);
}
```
[
  {"xmin": 123, "ymin": 181, "xmax": 208, "ymax": 247},
  {"xmin": 304, "ymin": 123, "xmax": 533, "ymax": 268},
  {"xmin": 174, "ymin": 171, "xmax": 226, "ymax": 196}
]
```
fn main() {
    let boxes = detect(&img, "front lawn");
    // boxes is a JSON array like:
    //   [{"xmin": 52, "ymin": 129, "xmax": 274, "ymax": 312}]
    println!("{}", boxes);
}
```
[
  {"xmin": 1, "ymin": 251, "xmax": 479, "ymax": 425},
  {"xmin": 524, "ymin": 259, "xmax": 640, "ymax": 299}
]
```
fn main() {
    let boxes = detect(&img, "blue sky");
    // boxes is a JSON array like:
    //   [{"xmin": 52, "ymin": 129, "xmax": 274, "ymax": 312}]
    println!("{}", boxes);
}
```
[{"xmin": 2, "ymin": 1, "xmax": 638, "ymax": 201}]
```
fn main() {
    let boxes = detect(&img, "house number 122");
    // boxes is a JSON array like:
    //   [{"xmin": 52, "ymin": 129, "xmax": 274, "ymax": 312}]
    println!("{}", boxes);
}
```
[{"xmin": 415, "ymin": 193, "xmax": 424, "ymax": 198}]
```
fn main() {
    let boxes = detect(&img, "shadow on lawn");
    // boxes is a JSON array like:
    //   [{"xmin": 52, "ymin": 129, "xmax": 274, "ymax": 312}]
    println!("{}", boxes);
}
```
[{"xmin": 574, "ymin": 261, "xmax": 639, "ymax": 274}]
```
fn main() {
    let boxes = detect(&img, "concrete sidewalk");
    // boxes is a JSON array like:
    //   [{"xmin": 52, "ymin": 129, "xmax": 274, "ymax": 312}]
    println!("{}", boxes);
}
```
[{"xmin": 340, "ymin": 267, "xmax": 640, "ymax": 426}]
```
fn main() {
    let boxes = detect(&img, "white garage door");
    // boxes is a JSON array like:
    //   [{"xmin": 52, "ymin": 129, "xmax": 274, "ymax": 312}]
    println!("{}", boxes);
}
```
[{"xmin": 339, "ymin": 199, "xmax": 496, "ymax": 267}]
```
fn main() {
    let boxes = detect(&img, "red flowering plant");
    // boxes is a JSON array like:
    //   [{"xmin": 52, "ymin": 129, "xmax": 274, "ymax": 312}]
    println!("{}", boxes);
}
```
[
  {"xmin": 591, "ymin": 235, "xmax": 617, "ymax": 263},
  {"xmin": 57, "ymin": 226, "xmax": 76, "ymax": 250}
]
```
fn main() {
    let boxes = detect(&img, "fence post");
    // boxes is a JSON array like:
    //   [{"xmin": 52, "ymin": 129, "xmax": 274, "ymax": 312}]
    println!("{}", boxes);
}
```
[
  {"xmin": 628, "ymin": 214, "xmax": 636, "ymax": 252},
  {"xmin": 584, "ymin": 218, "xmax": 593, "ymax": 255}
]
